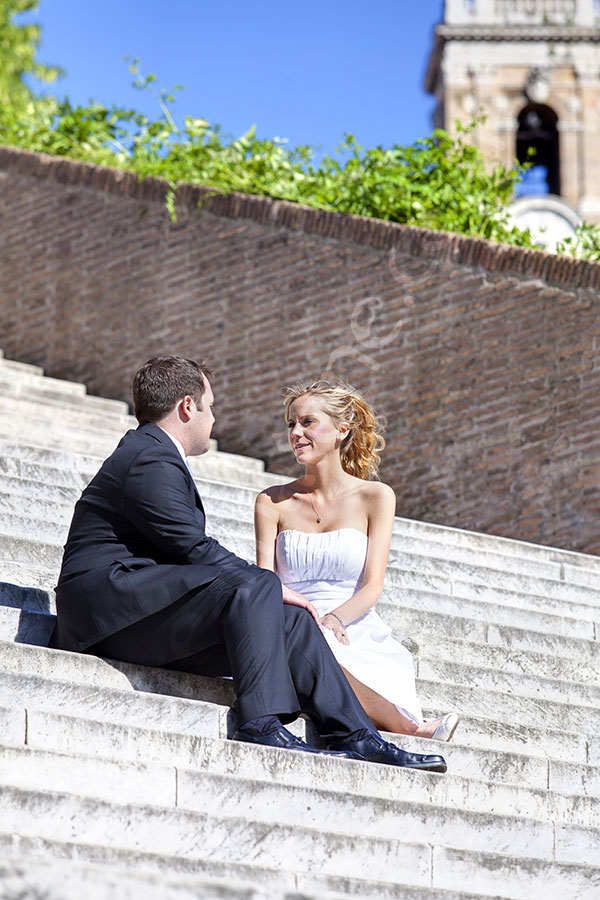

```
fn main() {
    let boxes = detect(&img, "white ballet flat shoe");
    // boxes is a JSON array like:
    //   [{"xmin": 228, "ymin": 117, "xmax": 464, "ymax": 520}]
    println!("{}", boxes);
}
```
[{"xmin": 431, "ymin": 712, "xmax": 460, "ymax": 742}]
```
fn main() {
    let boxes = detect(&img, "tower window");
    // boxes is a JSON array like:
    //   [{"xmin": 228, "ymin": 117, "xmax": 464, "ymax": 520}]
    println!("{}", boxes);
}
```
[{"xmin": 516, "ymin": 104, "xmax": 560, "ymax": 196}]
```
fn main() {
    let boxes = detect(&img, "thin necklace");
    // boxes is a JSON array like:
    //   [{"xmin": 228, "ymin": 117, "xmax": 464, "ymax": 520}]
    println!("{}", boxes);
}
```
[{"xmin": 305, "ymin": 481, "xmax": 343, "ymax": 524}]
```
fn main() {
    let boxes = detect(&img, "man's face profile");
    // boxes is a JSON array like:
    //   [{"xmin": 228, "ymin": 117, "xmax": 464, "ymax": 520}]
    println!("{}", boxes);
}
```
[{"xmin": 189, "ymin": 374, "xmax": 215, "ymax": 456}]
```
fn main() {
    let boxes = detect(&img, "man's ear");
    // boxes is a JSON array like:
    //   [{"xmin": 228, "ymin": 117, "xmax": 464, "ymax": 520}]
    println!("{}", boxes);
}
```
[{"xmin": 178, "ymin": 395, "xmax": 194, "ymax": 422}]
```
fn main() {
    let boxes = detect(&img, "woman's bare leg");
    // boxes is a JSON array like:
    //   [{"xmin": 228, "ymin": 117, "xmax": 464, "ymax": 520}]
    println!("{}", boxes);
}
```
[{"xmin": 340, "ymin": 666, "xmax": 447, "ymax": 737}]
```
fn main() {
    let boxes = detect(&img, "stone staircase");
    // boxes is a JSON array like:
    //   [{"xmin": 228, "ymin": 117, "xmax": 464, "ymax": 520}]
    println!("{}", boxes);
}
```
[{"xmin": 1, "ymin": 349, "xmax": 600, "ymax": 900}]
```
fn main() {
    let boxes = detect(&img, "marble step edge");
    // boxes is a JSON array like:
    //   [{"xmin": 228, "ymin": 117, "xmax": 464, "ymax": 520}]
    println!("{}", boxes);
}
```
[
  {"xmin": 0, "ymin": 440, "xmax": 282, "ymax": 484},
  {"xmin": 0, "ymin": 833, "xmax": 537, "ymax": 900},
  {"xmin": 0, "ymin": 375, "xmax": 133, "ymax": 416},
  {"xmin": 2, "ymin": 435, "xmax": 600, "ymax": 578},
  {"xmin": 0, "ymin": 393, "xmax": 135, "ymax": 432},
  {"xmin": 3, "ymin": 739, "xmax": 600, "ymax": 858},
  {"xmin": 2, "ymin": 459, "xmax": 599, "ymax": 600},
  {"xmin": 0, "ymin": 490, "xmax": 583, "ymax": 597},
  {"xmin": 194, "ymin": 477, "xmax": 600, "ymax": 574},
  {"xmin": 0, "ymin": 350, "xmax": 43, "ymax": 374},
  {"xmin": 4, "ymin": 504, "xmax": 600, "ymax": 614},
  {"xmin": 207, "ymin": 515, "xmax": 600, "ymax": 609},
  {"xmin": 15, "ymin": 700, "xmax": 600, "ymax": 806},
  {"xmin": 5, "ymin": 602, "xmax": 600, "ymax": 723},
  {"xmin": 4, "ymin": 701, "xmax": 581, "ymax": 803},
  {"xmin": 0, "ymin": 854, "xmax": 295, "ymax": 900},
  {"xmin": 1, "ymin": 442, "xmax": 600, "ymax": 583},
  {"xmin": 0, "ymin": 641, "xmax": 596, "ymax": 767},
  {"xmin": 3, "ymin": 529, "xmax": 599, "ymax": 635},
  {"xmin": 0, "ymin": 433, "xmax": 273, "ymax": 478},
  {"xmin": 6, "ymin": 602, "xmax": 600, "ymax": 701},
  {"xmin": 3, "ymin": 612, "xmax": 600, "ymax": 728},
  {"xmin": 0, "ymin": 775, "xmax": 596, "ymax": 875},
  {"xmin": 0, "ymin": 487, "xmax": 590, "ymax": 601},
  {"xmin": 3, "ymin": 580, "xmax": 600, "ymax": 679}
]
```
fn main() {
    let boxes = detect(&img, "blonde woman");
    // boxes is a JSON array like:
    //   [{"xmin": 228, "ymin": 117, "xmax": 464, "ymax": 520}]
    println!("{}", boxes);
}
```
[{"xmin": 254, "ymin": 380, "xmax": 459, "ymax": 742}]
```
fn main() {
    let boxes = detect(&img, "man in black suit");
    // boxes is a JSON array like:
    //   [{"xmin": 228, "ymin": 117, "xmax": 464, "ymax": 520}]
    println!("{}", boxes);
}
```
[{"xmin": 52, "ymin": 356, "xmax": 446, "ymax": 770}]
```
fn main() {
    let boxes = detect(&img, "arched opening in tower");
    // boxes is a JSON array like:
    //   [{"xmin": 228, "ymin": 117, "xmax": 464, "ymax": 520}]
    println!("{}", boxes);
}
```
[{"xmin": 516, "ymin": 104, "xmax": 560, "ymax": 196}]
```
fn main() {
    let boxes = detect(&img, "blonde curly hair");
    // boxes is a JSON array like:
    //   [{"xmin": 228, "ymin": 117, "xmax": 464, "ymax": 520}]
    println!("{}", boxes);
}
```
[{"xmin": 283, "ymin": 380, "xmax": 386, "ymax": 480}]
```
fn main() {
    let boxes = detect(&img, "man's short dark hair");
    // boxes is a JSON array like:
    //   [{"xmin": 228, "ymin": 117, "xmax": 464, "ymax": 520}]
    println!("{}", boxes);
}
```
[{"xmin": 132, "ymin": 356, "xmax": 212, "ymax": 424}]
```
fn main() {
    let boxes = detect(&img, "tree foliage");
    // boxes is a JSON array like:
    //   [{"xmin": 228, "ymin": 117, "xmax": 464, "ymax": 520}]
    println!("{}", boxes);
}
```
[
  {"xmin": 0, "ymin": 0, "xmax": 62, "ymax": 109},
  {"xmin": 0, "ymin": 29, "xmax": 599, "ymax": 261},
  {"xmin": 0, "ymin": 64, "xmax": 536, "ymax": 247}
]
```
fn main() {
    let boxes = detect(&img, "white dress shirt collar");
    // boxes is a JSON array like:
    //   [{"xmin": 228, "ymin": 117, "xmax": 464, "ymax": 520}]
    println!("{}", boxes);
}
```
[{"xmin": 156, "ymin": 426, "xmax": 188, "ymax": 464}]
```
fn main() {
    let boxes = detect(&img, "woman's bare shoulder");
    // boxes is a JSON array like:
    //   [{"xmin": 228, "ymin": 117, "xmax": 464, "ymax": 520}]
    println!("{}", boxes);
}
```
[
  {"xmin": 357, "ymin": 479, "xmax": 396, "ymax": 501},
  {"xmin": 256, "ymin": 479, "xmax": 303, "ymax": 506}
]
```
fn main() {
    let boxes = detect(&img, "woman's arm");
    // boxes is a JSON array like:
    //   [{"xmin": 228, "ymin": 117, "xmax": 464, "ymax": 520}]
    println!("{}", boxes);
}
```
[
  {"xmin": 254, "ymin": 490, "xmax": 279, "ymax": 571},
  {"xmin": 321, "ymin": 482, "xmax": 396, "ymax": 633},
  {"xmin": 254, "ymin": 490, "xmax": 323, "ymax": 627}
]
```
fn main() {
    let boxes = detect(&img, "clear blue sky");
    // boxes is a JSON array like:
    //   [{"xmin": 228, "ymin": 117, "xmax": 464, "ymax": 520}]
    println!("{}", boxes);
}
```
[{"xmin": 27, "ymin": 0, "xmax": 445, "ymax": 156}]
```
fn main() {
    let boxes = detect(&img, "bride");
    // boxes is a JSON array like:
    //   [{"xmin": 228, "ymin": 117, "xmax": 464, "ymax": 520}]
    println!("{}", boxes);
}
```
[{"xmin": 254, "ymin": 379, "xmax": 459, "ymax": 741}]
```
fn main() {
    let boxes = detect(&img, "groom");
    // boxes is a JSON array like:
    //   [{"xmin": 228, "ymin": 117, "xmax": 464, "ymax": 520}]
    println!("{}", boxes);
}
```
[{"xmin": 51, "ymin": 355, "xmax": 446, "ymax": 771}]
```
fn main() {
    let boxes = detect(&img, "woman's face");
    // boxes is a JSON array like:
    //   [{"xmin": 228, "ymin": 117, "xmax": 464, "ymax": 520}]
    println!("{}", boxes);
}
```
[{"xmin": 287, "ymin": 394, "xmax": 342, "ymax": 464}]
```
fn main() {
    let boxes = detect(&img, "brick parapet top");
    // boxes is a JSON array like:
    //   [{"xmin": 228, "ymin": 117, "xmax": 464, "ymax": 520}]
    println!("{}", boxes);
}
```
[{"xmin": 2, "ymin": 143, "xmax": 598, "ymax": 291}]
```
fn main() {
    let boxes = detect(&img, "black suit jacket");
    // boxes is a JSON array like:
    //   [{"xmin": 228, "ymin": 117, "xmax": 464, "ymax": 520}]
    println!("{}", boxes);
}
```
[{"xmin": 53, "ymin": 422, "xmax": 248, "ymax": 651}]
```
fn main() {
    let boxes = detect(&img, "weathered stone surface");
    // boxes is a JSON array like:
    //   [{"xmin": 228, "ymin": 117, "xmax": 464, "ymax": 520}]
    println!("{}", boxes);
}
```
[{"xmin": 1, "ymin": 355, "xmax": 600, "ymax": 897}]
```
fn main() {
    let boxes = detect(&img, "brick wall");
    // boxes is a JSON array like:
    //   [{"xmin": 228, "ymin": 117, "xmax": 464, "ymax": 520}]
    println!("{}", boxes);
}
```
[{"xmin": 1, "ymin": 145, "xmax": 600, "ymax": 553}]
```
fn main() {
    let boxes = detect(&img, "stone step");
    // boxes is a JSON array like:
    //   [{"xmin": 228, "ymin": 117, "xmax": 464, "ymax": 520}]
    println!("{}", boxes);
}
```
[
  {"xmin": 0, "ymin": 473, "xmax": 592, "ymax": 601},
  {"xmin": 6, "ymin": 697, "xmax": 598, "ymax": 817},
  {"xmin": 3, "ymin": 600, "xmax": 598, "ymax": 731},
  {"xmin": 3, "ymin": 437, "xmax": 600, "ymax": 588},
  {"xmin": 0, "ymin": 350, "xmax": 44, "ymax": 375},
  {"xmin": 4, "ymin": 577, "xmax": 598, "ymax": 698},
  {"xmin": 0, "ymin": 782, "xmax": 458, "ymax": 885},
  {"xmin": 5, "ymin": 737, "xmax": 600, "ymax": 874},
  {"xmin": 201, "ymin": 479, "xmax": 600, "ymax": 587},
  {"xmin": 0, "ymin": 856, "xmax": 285, "ymax": 900},
  {"xmin": 0, "ymin": 561, "xmax": 56, "ymax": 591},
  {"xmin": 7, "ymin": 694, "xmax": 600, "ymax": 835},
  {"xmin": 0, "ymin": 629, "xmax": 593, "ymax": 767},
  {"xmin": 3, "ymin": 574, "xmax": 599, "ymax": 702},
  {"xmin": 379, "ymin": 590, "xmax": 597, "ymax": 643},
  {"xmin": 5, "ymin": 592, "xmax": 597, "ymax": 701},
  {"xmin": 5, "ymin": 433, "xmax": 600, "ymax": 596},
  {"xmin": 0, "ymin": 436, "xmax": 284, "ymax": 490},
  {"xmin": 0, "ymin": 666, "xmax": 224, "ymax": 738},
  {"xmin": 0, "ymin": 393, "xmax": 134, "ymax": 437},
  {"xmin": 0, "ymin": 835, "xmax": 516, "ymax": 900},
  {"xmin": 417, "ymin": 655, "xmax": 600, "ymax": 710},
  {"xmin": 0, "ymin": 372, "xmax": 132, "ymax": 416},
  {"xmin": 0, "ymin": 638, "xmax": 593, "ymax": 764},
  {"xmin": 0, "ymin": 354, "xmax": 130, "ymax": 413},
  {"xmin": 20, "ymin": 703, "xmax": 550, "ymax": 796},
  {"xmin": 3, "ymin": 524, "xmax": 599, "ymax": 646},
  {"xmin": 415, "ymin": 633, "xmax": 600, "ymax": 685},
  {"xmin": 1, "ymin": 774, "xmax": 599, "ymax": 887},
  {"xmin": 194, "ymin": 477, "xmax": 600, "ymax": 575}
]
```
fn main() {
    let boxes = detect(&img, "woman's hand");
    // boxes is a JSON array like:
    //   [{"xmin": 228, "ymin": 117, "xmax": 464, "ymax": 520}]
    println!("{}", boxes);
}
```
[
  {"xmin": 282, "ymin": 585, "xmax": 322, "ymax": 629},
  {"xmin": 321, "ymin": 613, "xmax": 350, "ymax": 646}
]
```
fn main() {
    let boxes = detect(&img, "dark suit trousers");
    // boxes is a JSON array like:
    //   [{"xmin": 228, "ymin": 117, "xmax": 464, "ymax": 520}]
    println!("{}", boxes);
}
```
[{"xmin": 88, "ymin": 565, "xmax": 374, "ymax": 741}]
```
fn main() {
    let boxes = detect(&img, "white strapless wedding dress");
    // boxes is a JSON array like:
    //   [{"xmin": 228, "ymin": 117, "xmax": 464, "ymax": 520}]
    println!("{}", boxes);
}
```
[{"xmin": 276, "ymin": 528, "xmax": 423, "ymax": 724}]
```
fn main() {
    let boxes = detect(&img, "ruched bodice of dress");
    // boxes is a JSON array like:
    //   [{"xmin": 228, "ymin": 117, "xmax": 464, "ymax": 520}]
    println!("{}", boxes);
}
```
[
  {"xmin": 275, "ymin": 527, "xmax": 423, "ymax": 724},
  {"xmin": 276, "ymin": 528, "xmax": 367, "ymax": 612}
]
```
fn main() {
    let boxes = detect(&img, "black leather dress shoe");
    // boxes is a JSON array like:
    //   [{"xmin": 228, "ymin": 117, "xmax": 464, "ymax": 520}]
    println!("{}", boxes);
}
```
[
  {"xmin": 327, "ymin": 732, "xmax": 447, "ymax": 773},
  {"xmin": 233, "ymin": 723, "xmax": 352, "ymax": 757}
]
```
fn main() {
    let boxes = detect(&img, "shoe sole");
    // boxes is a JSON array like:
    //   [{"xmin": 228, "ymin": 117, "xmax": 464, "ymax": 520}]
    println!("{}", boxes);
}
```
[{"xmin": 344, "ymin": 751, "xmax": 448, "ymax": 774}]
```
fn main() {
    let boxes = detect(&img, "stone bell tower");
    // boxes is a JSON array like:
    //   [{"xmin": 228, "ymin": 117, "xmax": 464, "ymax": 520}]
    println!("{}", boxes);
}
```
[{"xmin": 425, "ymin": 0, "xmax": 600, "ymax": 225}]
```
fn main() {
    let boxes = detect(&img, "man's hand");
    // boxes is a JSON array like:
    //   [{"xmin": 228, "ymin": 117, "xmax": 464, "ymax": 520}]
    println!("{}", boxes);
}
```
[{"xmin": 281, "ymin": 585, "xmax": 323, "ymax": 630}]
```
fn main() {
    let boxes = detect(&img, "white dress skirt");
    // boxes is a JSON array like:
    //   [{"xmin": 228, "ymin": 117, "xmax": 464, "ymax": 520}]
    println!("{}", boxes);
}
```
[{"xmin": 276, "ymin": 527, "xmax": 423, "ymax": 724}]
